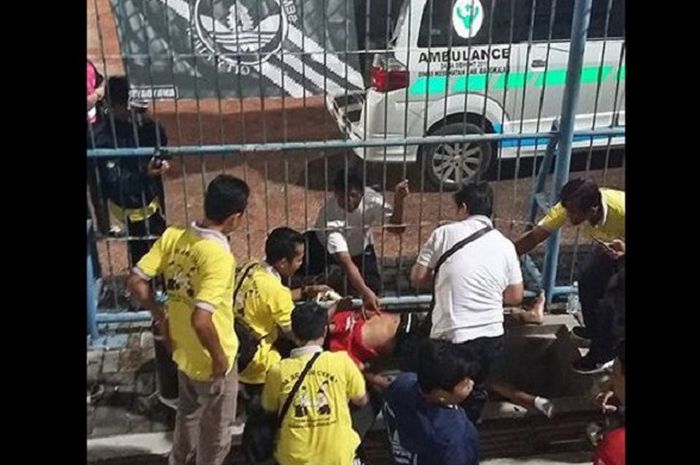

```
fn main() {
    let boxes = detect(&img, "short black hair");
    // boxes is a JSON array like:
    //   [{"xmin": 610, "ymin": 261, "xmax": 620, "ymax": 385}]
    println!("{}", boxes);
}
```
[
  {"xmin": 616, "ymin": 340, "xmax": 625, "ymax": 375},
  {"xmin": 559, "ymin": 178, "xmax": 601, "ymax": 211},
  {"xmin": 106, "ymin": 75, "xmax": 130, "ymax": 106},
  {"xmin": 416, "ymin": 339, "xmax": 480, "ymax": 393},
  {"xmin": 333, "ymin": 168, "xmax": 364, "ymax": 192},
  {"xmin": 453, "ymin": 181, "xmax": 493, "ymax": 217},
  {"xmin": 291, "ymin": 302, "xmax": 328, "ymax": 343},
  {"xmin": 204, "ymin": 175, "xmax": 250, "ymax": 223},
  {"xmin": 266, "ymin": 227, "xmax": 305, "ymax": 264}
]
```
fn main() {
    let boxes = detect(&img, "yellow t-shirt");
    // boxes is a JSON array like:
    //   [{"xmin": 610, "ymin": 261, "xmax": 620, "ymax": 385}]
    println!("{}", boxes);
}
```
[
  {"xmin": 235, "ymin": 262, "xmax": 295, "ymax": 384},
  {"xmin": 136, "ymin": 223, "xmax": 238, "ymax": 381},
  {"xmin": 262, "ymin": 349, "xmax": 366, "ymax": 465},
  {"xmin": 539, "ymin": 188, "xmax": 625, "ymax": 242}
]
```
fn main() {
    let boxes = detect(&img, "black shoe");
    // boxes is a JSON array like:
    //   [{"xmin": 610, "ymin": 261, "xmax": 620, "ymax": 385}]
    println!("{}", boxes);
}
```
[
  {"xmin": 571, "ymin": 354, "xmax": 612, "ymax": 375},
  {"xmin": 571, "ymin": 326, "xmax": 591, "ymax": 341}
]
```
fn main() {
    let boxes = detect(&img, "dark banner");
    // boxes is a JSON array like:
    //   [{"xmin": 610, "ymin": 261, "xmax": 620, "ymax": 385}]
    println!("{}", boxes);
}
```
[{"xmin": 109, "ymin": 0, "xmax": 365, "ymax": 98}]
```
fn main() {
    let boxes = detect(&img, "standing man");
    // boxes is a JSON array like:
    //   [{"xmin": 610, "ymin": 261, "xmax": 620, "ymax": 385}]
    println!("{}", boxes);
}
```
[
  {"xmin": 88, "ymin": 75, "xmax": 169, "ymax": 263},
  {"xmin": 304, "ymin": 168, "xmax": 409, "ymax": 312},
  {"xmin": 514, "ymin": 178, "xmax": 625, "ymax": 374},
  {"xmin": 410, "ymin": 182, "xmax": 523, "ymax": 423},
  {"xmin": 127, "ymin": 175, "xmax": 250, "ymax": 465}
]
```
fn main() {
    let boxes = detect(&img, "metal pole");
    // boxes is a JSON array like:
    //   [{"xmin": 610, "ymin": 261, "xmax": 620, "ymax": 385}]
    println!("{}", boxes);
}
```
[
  {"xmin": 87, "ymin": 222, "xmax": 99, "ymax": 341},
  {"xmin": 541, "ymin": 0, "xmax": 593, "ymax": 305},
  {"xmin": 87, "ymin": 128, "xmax": 624, "ymax": 157}
]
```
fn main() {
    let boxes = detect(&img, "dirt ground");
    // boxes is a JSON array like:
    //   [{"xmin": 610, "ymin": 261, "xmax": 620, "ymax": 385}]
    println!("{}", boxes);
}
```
[{"xmin": 88, "ymin": 0, "xmax": 625, "ymax": 278}]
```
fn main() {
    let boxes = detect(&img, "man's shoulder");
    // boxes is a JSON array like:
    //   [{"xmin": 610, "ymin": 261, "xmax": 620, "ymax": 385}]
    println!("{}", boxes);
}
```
[
  {"xmin": 319, "ymin": 351, "xmax": 360, "ymax": 374},
  {"xmin": 160, "ymin": 225, "xmax": 187, "ymax": 243},
  {"xmin": 190, "ymin": 234, "xmax": 234, "ymax": 261},
  {"xmin": 387, "ymin": 372, "xmax": 418, "ymax": 399},
  {"xmin": 601, "ymin": 188, "xmax": 625, "ymax": 205},
  {"xmin": 364, "ymin": 187, "xmax": 385, "ymax": 201},
  {"xmin": 138, "ymin": 118, "xmax": 168, "ymax": 144},
  {"xmin": 323, "ymin": 350, "xmax": 353, "ymax": 364},
  {"xmin": 251, "ymin": 270, "xmax": 288, "ymax": 294},
  {"xmin": 89, "ymin": 120, "xmax": 117, "ymax": 147}
]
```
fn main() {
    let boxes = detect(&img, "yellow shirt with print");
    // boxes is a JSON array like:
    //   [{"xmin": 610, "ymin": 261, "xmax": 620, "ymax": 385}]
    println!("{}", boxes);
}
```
[
  {"xmin": 262, "ymin": 350, "xmax": 366, "ymax": 465},
  {"xmin": 137, "ymin": 226, "xmax": 238, "ymax": 381},
  {"xmin": 539, "ymin": 188, "xmax": 625, "ymax": 242},
  {"xmin": 235, "ymin": 262, "xmax": 295, "ymax": 384}
]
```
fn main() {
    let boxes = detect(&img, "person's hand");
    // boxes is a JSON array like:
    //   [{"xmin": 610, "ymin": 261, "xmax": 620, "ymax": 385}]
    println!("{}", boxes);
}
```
[
  {"xmin": 361, "ymin": 289, "xmax": 380, "ymax": 315},
  {"xmin": 597, "ymin": 238, "xmax": 624, "ymax": 260},
  {"xmin": 147, "ymin": 157, "xmax": 171, "ymax": 177},
  {"xmin": 331, "ymin": 296, "xmax": 354, "ymax": 313},
  {"xmin": 212, "ymin": 355, "xmax": 229, "ymax": 379},
  {"xmin": 394, "ymin": 179, "xmax": 410, "ymax": 201},
  {"xmin": 595, "ymin": 390, "xmax": 618, "ymax": 414},
  {"xmin": 605, "ymin": 239, "xmax": 625, "ymax": 259},
  {"xmin": 94, "ymin": 85, "xmax": 105, "ymax": 101}
]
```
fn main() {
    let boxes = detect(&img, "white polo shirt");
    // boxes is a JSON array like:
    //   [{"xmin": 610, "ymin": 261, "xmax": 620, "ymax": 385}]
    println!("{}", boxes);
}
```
[
  {"xmin": 416, "ymin": 215, "xmax": 523, "ymax": 343},
  {"xmin": 314, "ymin": 187, "xmax": 393, "ymax": 257}
]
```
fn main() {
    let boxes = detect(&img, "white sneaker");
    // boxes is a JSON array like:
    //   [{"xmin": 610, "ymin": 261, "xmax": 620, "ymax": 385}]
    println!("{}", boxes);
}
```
[
  {"xmin": 600, "ymin": 359, "xmax": 615, "ymax": 373},
  {"xmin": 534, "ymin": 396, "xmax": 555, "ymax": 419}
]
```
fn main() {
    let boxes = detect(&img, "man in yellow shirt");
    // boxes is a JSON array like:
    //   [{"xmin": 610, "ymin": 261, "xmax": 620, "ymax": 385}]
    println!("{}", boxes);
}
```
[
  {"xmin": 234, "ymin": 227, "xmax": 330, "ymax": 398},
  {"xmin": 127, "ymin": 174, "xmax": 250, "ymax": 465},
  {"xmin": 262, "ymin": 302, "xmax": 368, "ymax": 465},
  {"xmin": 514, "ymin": 178, "xmax": 625, "ymax": 374}
]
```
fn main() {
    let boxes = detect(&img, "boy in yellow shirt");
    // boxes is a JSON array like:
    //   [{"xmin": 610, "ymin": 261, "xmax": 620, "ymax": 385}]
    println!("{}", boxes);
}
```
[
  {"xmin": 262, "ymin": 302, "xmax": 368, "ymax": 465},
  {"xmin": 235, "ymin": 227, "xmax": 330, "ymax": 401},
  {"xmin": 127, "ymin": 174, "xmax": 249, "ymax": 465}
]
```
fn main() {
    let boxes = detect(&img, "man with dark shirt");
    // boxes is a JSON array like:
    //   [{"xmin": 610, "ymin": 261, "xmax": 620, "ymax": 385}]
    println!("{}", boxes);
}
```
[{"xmin": 87, "ymin": 75, "xmax": 170, "ymax": 265}]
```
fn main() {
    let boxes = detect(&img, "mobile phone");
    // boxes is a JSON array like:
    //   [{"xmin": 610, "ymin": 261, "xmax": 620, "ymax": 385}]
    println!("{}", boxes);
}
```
[{"xmin": 152, "ymin": 148, "xmax": 171, "ymax": 169}]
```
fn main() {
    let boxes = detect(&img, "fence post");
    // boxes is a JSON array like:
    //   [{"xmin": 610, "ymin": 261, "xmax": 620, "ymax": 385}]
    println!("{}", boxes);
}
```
[
  {"xmin": 542, "ymin": 0, "xmax": 593, "ymax": 304},
  {"xmin": 87, "ymin": 220, "xmax": 99, "ymax": 342}
]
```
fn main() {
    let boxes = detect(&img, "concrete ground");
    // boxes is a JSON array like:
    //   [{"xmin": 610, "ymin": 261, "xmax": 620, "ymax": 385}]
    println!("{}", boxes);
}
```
[{"xmin": 87, "ymin": 431, "xmax": 592, "ymax": 464}]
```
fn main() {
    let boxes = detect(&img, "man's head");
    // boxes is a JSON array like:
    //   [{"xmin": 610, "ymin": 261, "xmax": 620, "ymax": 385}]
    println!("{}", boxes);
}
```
[
  {"xmin": 204, "ymin": 175, "xmax": 250, "ymax": 234},
  {"xmin": 333, "ymin": 169, "xmax": 364, "ymax": 212},
  {"xmin": 291, "ymin": 302, "xmax": 328, "ymax": 345},
  {"xmin": 416, "ymin": 339, "xmax": 480, "ymax": 406},
  {"xmin": 106, "ymin": 76, "xmax": 130, "ymax": 120},
  {"xmin": 559, "ymin": 178, "xmax": 602, "ymax": 226},
  {"xmin": 612, "ymin": 341, "xmax": 625, "ymax": 404},
  {"xmin": 453, "ymin": 181, "xmax": 493, "ymax": 218},
  {"xmin": 265, "ymin": 227, "xmax": 305, "ymax": 277}
]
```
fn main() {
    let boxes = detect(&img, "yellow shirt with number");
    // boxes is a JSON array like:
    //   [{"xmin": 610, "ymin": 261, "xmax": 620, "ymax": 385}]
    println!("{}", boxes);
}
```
[
  {"xmin": 135, "ymin": 223, "xmax": 238, "ymax": 381},
  {"xmin": 235, "ymin": 262, "xmax": 295, "ymax": 384},
  {"xmin": 262, "ymin": 348, "xmax": 366, "ymax": 465},
  {"xmin": 539, "ymin": 188, "xmax": 625, "ymax": 242}
]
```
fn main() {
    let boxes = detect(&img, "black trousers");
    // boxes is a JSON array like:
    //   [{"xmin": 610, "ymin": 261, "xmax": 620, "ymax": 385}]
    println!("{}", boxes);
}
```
[
  {"xmin": 297, "ymin": 230, "xmax": 382, "ymax": 294},
  {"xmin": 447, "ymin": 335, "xmax": 505, "ymax": 423},
  {"xmin": 578, "ymin": 249, "xmax": 625, "ymax": 363}
]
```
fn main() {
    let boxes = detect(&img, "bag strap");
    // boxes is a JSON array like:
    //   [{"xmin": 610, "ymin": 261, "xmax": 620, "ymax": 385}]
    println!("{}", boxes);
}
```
[
  {"xmin": 234, "ymin": 261, "xmax": 259, "ymax": 304},
  {"xmin": 233, "ymin": 261, "xmax": 267, "ymax": 345},
  {"xmin": 428, "ymin": 225, "xmax": 494, "ymax": 317},
  {"xmin": 277, "ymin": 352, "xmax": 321, "ymax": 426}
]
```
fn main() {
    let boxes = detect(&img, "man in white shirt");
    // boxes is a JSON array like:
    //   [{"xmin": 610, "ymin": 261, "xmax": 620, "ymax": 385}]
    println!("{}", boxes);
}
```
[
  {"xmin": 410, "ymin": 181, "xmax": 523, "ymax": 422},
  {"xmin": 303, "ymin": 169, "xmax": 409, "ymax": 312}
]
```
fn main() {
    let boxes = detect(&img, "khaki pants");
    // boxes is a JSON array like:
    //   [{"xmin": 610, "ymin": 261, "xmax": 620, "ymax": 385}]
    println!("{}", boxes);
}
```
[{"xmin": 168, "ymin": 367, "xmax": 238, "ymax": 465}]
